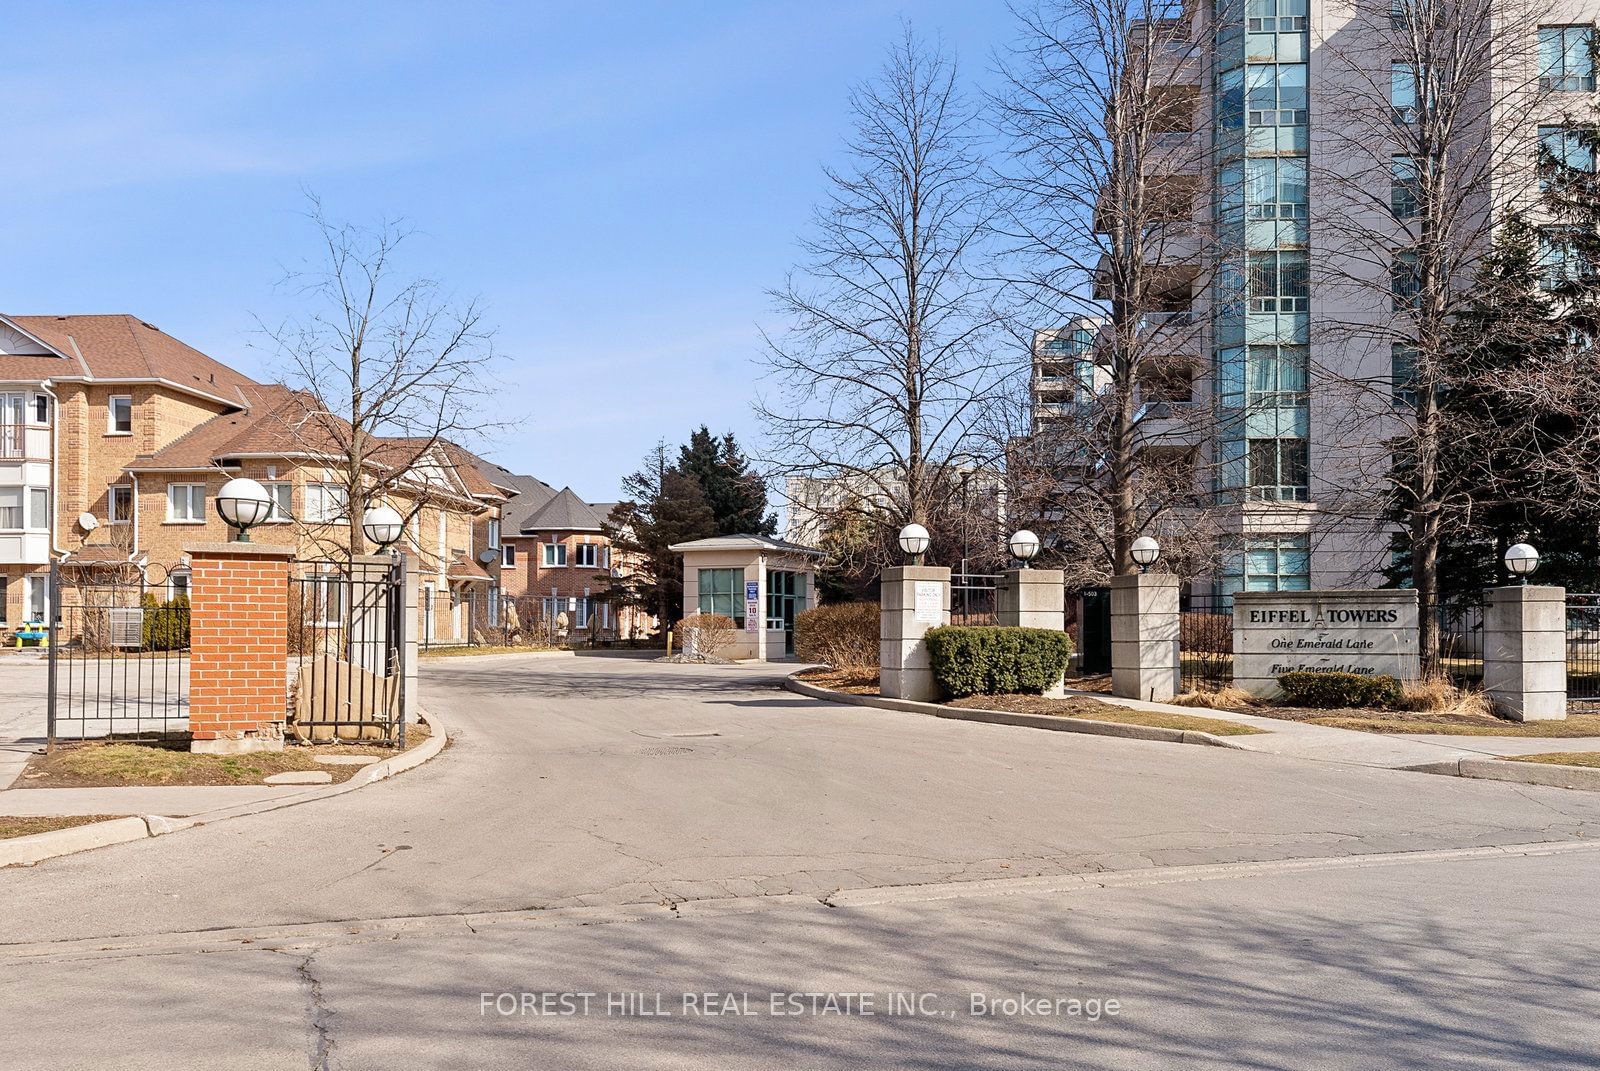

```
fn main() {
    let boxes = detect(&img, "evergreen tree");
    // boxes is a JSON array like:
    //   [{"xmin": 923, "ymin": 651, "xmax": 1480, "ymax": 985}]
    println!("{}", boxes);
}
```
[
  {"xmin": 1385, "ymin": 216, "xmax": 1600, "ymax": 592},
  {"xmin": 602, "ymin": 443, "xmax": 715, "ymax": 631},
  {"xmin": 676, "ymin": 427, "xmax": 776, "ymax": 536}
]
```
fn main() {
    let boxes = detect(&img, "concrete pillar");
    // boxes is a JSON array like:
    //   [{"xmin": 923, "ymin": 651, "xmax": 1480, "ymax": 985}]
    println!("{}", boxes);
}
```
[
  {"xmin": 1110, "ymin": 573, "xmax": 1180, "ymax": 703},
  {"xmin": 187, "ymin": 542, "xmax": 293, "ymax": 754},
  {"xmin": 997, "ymin": 568, "xmax": 1066, "ymax": 629},
  {"xmin": 998, "ymin": 568, "xmax": 1067, "ymax": 696},
  {"xmin": 1484, "ymin": 585, "xmax": 1567, "ymax": 721},
  {"xmin": 880, "ymin": 565, "xmax": 950, "ymax": 701},
  {"xmin": 401, "ymin": 551, "xmax": 420, "ymax": 740}
]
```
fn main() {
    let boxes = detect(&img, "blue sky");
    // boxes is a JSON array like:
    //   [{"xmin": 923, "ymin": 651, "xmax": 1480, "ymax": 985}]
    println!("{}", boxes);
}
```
[{"xmin": 3, "ymin": 1, "xmax": 1013, "ymax": 501}]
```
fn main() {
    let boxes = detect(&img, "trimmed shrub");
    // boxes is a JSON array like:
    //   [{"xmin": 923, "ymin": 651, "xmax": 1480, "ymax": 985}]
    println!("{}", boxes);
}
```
[
  {"xmin": 682, "ymin": 613, "xmax": 737, "ymax": 659},
  {"xmin": 1277, "ymin": 671, "xmax": 1403, "ymax": 710},
  {"xmin": 794, "ymin": 602, "xmax": 878, "ymax": 668},
  {"xmin": 925, "ymin": 626, "xmax": 1074, "ymax": 698}
]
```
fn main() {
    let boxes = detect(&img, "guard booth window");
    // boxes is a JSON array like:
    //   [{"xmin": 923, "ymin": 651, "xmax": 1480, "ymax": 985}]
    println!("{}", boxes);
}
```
[{"xmin": 766, "ymin": 570, "xmax": 806, "ymax": 655}]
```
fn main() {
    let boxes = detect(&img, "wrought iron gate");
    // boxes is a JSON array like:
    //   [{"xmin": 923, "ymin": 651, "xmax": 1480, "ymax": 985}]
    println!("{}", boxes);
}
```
[
  {"xmin": 47, "ymin": 558, "xmax": 190, "ymax": 747},
  {"xmin": 287, "ymin": 557, "xmax": 407, "ymax": 746}
]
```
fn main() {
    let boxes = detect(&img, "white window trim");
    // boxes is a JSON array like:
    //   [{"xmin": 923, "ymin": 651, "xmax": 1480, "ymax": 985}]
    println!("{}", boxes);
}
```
[
  {"xmin": 262, "ymin": 481, "xmax": 293, "ymax": 523},
  {"xmin": 575, "ymin": 543, "xmax": 599, "ymax": 568},
  {"xmin": 107, "ymin": 395, "xmax": 133, "ymax": 436},
  {"xmin": 166, "ymin": 483, "xmax": 207, "ymax": 524},
  {"xmin": 502, "ymin": 543, "xmax": 517, "ymax": 567},
  {"xmin": 109, "ymin": 485, "xmax": 134, "ymax": 525},
  {"xmin": 543, "ymin": 542, "xmax": 567, "ymax": 567}
]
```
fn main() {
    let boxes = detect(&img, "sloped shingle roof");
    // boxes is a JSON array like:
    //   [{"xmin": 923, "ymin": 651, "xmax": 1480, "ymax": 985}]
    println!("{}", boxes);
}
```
[
  {"xmin": 7, "ymin": 314, "xmax": 258, "ymax": 405},
  {"xmin": 520, "ymin": 486, "xmax": 606, "ymax": 533}
]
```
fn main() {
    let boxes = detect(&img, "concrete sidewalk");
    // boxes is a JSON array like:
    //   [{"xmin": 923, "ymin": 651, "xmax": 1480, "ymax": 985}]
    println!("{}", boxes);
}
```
[{"xmin": 1072, "ymin": 691, "xmax": 1600, "ymax": 768}]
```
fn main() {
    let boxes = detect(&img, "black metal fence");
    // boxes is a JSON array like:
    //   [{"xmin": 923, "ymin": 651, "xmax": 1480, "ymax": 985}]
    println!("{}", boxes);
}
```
[
  {"xmin": 1179, "ymin": 592, "xmax": 1233, "ymax": 692},
  {"xmin": 47, "ymin": 559, "xmax": 190, "ymax": 746},
  {"xmin": 1430, "ymin": 593, "xmax": 1487, "ymax": 688},
  {"xmin": 950, "ymin": 573, "xmax": 999, "ymax": 627},
  {"xmin": 288, "ymin": 558, "xmax": 405, "ymax": 746},
  {"xmin": 1567, "ymin": 594, "xmax": 1600, "ymax": 706}
]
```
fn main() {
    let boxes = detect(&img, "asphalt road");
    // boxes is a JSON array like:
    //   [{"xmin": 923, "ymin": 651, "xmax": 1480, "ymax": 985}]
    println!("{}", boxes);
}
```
[{"xmin": 3, "ymin": 653, "xmax": 1600, "ymax": 1069}]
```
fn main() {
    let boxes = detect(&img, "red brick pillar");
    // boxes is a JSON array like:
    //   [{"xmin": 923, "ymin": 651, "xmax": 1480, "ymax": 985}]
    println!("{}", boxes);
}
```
[{"xmin": 186, "ymin": 542, "xmax": 293, "ymax": 754}]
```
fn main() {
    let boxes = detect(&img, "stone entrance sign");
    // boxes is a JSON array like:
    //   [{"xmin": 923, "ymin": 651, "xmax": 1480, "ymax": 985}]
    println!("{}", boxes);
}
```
[{"xmin": 1232, "ymin": 590, "xmax": 1419, "ymax": 698}]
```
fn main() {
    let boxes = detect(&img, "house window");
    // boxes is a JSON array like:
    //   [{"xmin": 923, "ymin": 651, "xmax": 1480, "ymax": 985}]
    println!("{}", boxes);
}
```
[
  {"xmin": 1246, "ymin": 344, "xmax": 1309, "ymax": 409},
  {"xmin": 1248, "ymin": 250, "xmax": 1308, "ymax": 312},
  {"xmin": 1539, "ymin": 25, "xmax": 1596, "ymax": 92},
  {"xmin": 1391, "ymin": 156, "xmax": 1420, "ymax": 218},
  {"xmin": 1538, "ymin": 226, "xmax": 1591, "ymax": 289},
  {"xmin": 26, "ymin": 575, "xmax": 46, "ymax": 620},
  {"xmin": 1391, "ymin": 251, "xmax": 1422, "ymax": 309},
  {"xmin": 169, "ymin": 571, "xmax": 190, "ymax": 601},
  {"xmin": 304, "ymin": 483, "xmax": 347, "ymax": 523},
  {"xmin": 487, "ymin": 518, "xmax": 501, "ymax": 549},
  {"xmin": 108, "ymin": 396, "xmax": 133, "ymax": 434},
  {"xmin": 0, "ymin": 576, "xmax": 7, "ymax": 624},
  {"xmin": 1245, "ymin": 156, "xmax": 1308, "ymax": 220},
  {"xmin": 109, "ymin": 486, "xmax": 134, "ymax": 524},
  {"xmin": 33, "ymin": 395, "xmax": 48, "ymax": 424},
  {"xmin": 1539, "ymin": 126, "xmax": 1596, "ymax": 190},
  {"xmin": 167, "ymin": 483, "xmax": 206, "ymax": 523},
  {"xmin": 697, "ymin": 568, "xmax": 745, "ymax": 627},
  {"xmin": 543, "ymin": 543, "xmax": 568, "ymax": 567},
  {"xmin": 262, "ymin": 482, "xmax": 292, "ymax": 522},
  {"xmin": 1221, "ymin": 534, "xmax": 1311, "ymax": 594},
  {"xmin": 1246, "ymin": 438, "xmax": 1309, "ymax": 501},
  {"xmin": 311, "ymin": 573, "xmax": 346, "ymax": 626},
  {"xmin": 28, "ymin": 488, "xmax": 48, "ymax": 531},
  {"xmin": 1245, "ymin": 62, "xmax": 1308, "ymax": 127},
  {"xmin": 503, "ymin": 543, "xmax": 517, "ymax": 567},
  {"xmin": 0, "ymin": 489, "xmax": 20, "ymax": 529},
  {"xmin": 575, "ymin": 543, "xmax": 599, "ymax": 568},
  {"xmin": 1392, "ymin": 344, "xmax": 1420, "ymax": 408},
  {"xmin": 1391, "ymin": 62, "xmax": 1418, "ymax": 123}
]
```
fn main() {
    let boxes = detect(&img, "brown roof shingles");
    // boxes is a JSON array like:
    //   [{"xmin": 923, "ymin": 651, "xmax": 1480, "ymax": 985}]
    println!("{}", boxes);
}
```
[{"xmin": 7, "ymin": 314, "xmax": 259, "ymax": 405}]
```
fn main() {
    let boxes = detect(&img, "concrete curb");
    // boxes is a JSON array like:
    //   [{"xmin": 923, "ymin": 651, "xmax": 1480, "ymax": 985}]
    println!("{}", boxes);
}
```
[
  {"xmin": 1406, "ymin": 756, "xmax": 1600, "ymax": 791},
  {"xmin": 0, "ymin": 708, "xmax": 449, "ymax": 868},
  {"xmin": 782, "ymin": 676, "xmax": 1248, "ymax": 750}
]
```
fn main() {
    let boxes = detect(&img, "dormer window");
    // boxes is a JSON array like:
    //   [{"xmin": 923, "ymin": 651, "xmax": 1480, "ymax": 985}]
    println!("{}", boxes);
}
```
[{"xmin": 108, "ymin": 396, "xmax": 132, "ymax": 435}]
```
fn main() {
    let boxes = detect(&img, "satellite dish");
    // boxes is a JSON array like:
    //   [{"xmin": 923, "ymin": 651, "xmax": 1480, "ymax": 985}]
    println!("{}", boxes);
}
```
[
  {"xmin": 78, "ymin": 512, "xmax": 99, "ymax": 532},
  {"xmin": 477, "ymin": 549, "xmax": 499, "ymax": 565}
]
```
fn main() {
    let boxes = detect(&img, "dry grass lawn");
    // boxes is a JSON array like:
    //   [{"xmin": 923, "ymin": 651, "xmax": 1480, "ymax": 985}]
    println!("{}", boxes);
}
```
[
  {"xmin": 0, "ymin": 815, "xmax": 126, "ymax": 840},
  {"xmin": 794, "ymin": 667, "xmax": 880, "ymax": 695},
  {"xmin": 1502, "ymin": 751, "xmax": 1600, "ymax": 768},
  {"xmin": 945, "ymin": 694, "xmax": 1267, "ymax": 736},
  {"xmin": 1283, "ymin": 711, "xmax": 1600, "ymax": 737},
  {"xmin": 16, "ymin": 719, "xmax": 431, "ymax": 789}
]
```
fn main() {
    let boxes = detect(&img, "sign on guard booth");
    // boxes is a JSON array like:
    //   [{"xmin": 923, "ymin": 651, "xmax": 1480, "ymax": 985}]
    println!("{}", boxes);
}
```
[{"xmin": 1232, "ymin": 589, "xmax": 1420, "ymax": 698}]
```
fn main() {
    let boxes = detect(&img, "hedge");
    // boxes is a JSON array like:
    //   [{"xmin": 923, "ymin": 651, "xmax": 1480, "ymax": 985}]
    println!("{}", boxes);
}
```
[
  {"xmin": 925, "ymin": 626, "xmax": 1073, "ymax": 698},
  {"xmin": 140, "ymin": 593, "xmax": 190, "ymax": 651},
  {"xmin": 794, "ymin": 602, "xmax": 878, "ymax": 669},
  {"xmin": 1277, "ymin": 671, "xmax": 1403, "ymax": 710}
]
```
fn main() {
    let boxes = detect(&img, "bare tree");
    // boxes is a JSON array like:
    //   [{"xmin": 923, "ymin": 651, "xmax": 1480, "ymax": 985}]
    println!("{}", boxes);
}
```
[
  {"xmin": 1312, "ymin": 0, "xmax": 1551, "ymax": 655},
  {"xmin": 260, "ymin": 196, "xmax": 501, "ymax": 558},
  {"xmin": 759, "ymin": 28, "xmax": 1005, "ymax": 552},
  {"xmin": 992, "ymin": 0, "xmax": 1222, "ymax": 577}
]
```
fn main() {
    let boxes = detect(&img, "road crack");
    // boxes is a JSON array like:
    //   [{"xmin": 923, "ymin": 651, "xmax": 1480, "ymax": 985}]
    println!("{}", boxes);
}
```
[{"xmin": 284, "ymin": 949, "xmax": 338, "ymax": 1071}]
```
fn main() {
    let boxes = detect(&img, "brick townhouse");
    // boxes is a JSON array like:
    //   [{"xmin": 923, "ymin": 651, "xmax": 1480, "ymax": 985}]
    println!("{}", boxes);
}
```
[
  {"xmin": 0, "ymin": 313, "xmax": 502, "ymax": 643},
  {"xmin": 471, "ymin": 459, "xmax": 653, "ymax": 640}
]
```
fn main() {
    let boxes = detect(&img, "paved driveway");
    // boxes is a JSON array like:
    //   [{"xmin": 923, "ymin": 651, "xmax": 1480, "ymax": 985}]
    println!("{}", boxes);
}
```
[{"xmin": 2, "ymin": 653, "xmax": 1599, "ymax": 1068}]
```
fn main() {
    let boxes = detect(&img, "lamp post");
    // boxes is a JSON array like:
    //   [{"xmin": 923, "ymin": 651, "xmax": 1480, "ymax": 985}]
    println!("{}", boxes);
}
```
[
  {"xmin": 898, "ymin": 523, "xmax": 931, "ymax": 566},
  {"xmin": 1008, "ymin": 529, "xmax": 1041, "ymax": 568},
  {"xmin": 362, "ymin": 504, "xmax": 404, "ymax": 552},
  {"xmin": 1130, "ymin": 536, "xmax": 1161, "ymax": 574},
  {"xmin": 215, "ymin": 477, "xmax": 272, "ymax": 543},
  {"xmin": 1505, "ymin": 543, "xmax": 1539, "ymax": 585}
]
